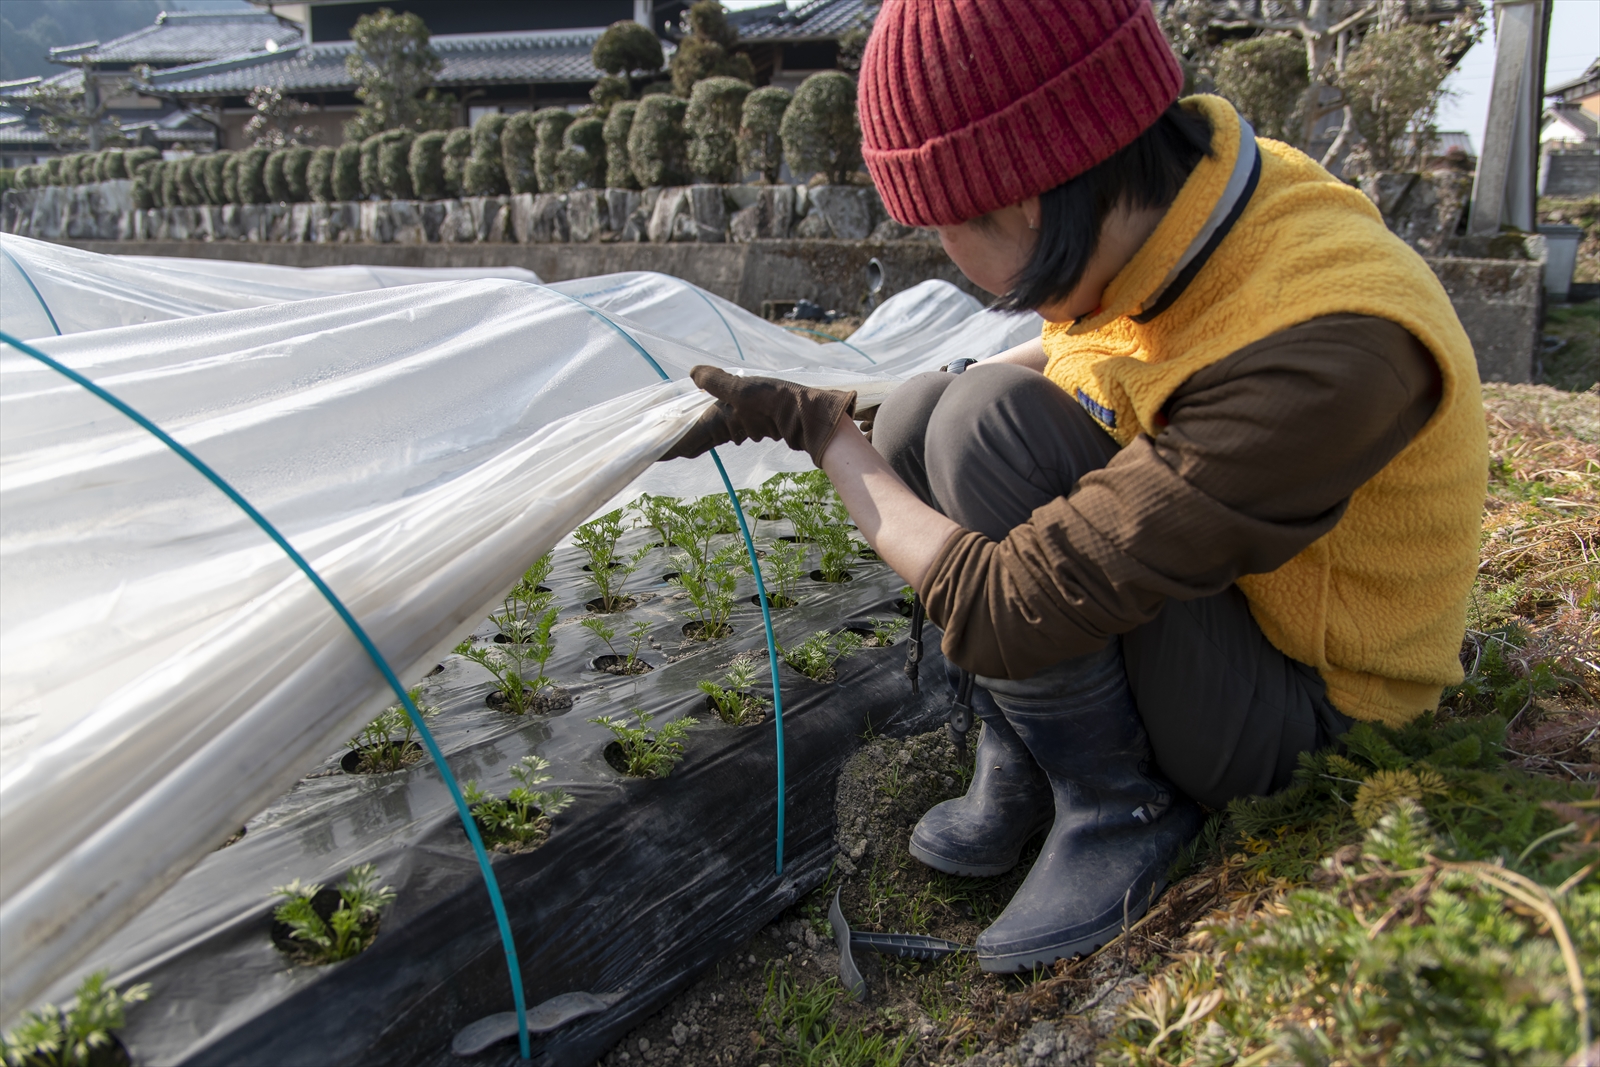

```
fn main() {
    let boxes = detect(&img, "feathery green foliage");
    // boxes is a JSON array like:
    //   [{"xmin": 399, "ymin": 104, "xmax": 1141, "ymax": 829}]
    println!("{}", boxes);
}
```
[
  {"xmin": 672, "ymin": 543, "xmax": 741, "ymax": 640},
  {"xmin": 685, "ymin": 75, "xmax": 751, "ymax": 183},
  {"xmin": 781, "ymin": 70, "xmax": 861, "ymax": 184},
  {"xmin": 738, "ymin": 86, "xmax": 791, "ymax": 183},
  {"xmin": 0, "ymin": 971, "xmax": 151, "ymax": 1067},
  {"xmin": 441, "ymin": 126, "xmax": 472, "ymax": 197},
  {"xmin": 780, "ymin": 629, "xmax": 862, "ymax": 683},
  {"xmin": 332, "ymin": 141, "xmax": 362, "ymax": 201},
  {"xmin": 532, "ymin": 107, "xmax": 575, "ymax": 193},
  {"xmin": 462, "ymin": 755, "xmax": 574, "ymax": 853},
  {"xmin": 407, "ymin": 130, "xmax": 446, "ymax": 199},
  {"xmin": 699, "ymin": 659, "xmax": 768, "ymax": 726},
  {"xmin": 590, "ymin": 708, "xmax": 697, "ymax": 779},
  {"xmin": 271, "ymin": 864, "xmax": 395, "ymax": 965},
  {"xmin": 344, "ymin": 685, "xmax": 438, "ymax": 773},
  {"xmin": 628, "ymin": 93, "xmax": 689, "ymax": 187},
  {"xmin": 575, "ymin": 509, "xmax": 646, "ymax": 612},
  {"xmin": 307, "ymin": 145, "xmax": 336, "ymax": 202},
  {"xmin": 500, "ymin": 111, "xmax": 538, "ymax": 195}
]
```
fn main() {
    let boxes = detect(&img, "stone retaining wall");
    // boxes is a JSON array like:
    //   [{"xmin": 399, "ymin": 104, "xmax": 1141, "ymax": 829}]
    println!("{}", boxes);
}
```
[{"xmin": 0, "ymin": 181, "xmax": 920, "ymax": 247}]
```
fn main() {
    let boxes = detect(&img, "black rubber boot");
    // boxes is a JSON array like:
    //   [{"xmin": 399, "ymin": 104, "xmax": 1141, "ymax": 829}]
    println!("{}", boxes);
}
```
[
  {"xmin": 974, "ymin": 641, "xmax": 1202, "ymax": 973},
  {"xmin": 908, "ymin": 666, "xmax": 1053, "ymax": 877}
]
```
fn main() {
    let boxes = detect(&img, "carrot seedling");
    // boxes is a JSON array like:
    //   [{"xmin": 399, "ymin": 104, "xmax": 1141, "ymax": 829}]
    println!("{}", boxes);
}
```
[
  {"xmin": 271, "ymin": 864, "xmax": 395, "ymax": 964},
  {"xmin": 461, "ymin": 755, "xmax": 573, "ymax": 853},
  {"xmin": 590, "ymin": 709, "xmax": 697, "ymax": 778}
]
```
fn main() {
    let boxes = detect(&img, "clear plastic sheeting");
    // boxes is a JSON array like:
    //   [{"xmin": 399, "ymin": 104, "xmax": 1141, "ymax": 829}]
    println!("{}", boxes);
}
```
[
  {"xmin": 0, "ymin": 243, "xmax": 1041, "ymax": 1023},
  {"xmin": 0, "ymin": 233, "xmax": 542, "ymax": 338}
]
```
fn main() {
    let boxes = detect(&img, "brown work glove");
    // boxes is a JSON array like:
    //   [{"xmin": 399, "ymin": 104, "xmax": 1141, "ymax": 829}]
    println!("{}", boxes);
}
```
[{"xmin": 661, "ymin": 365, "xmax": 857, "ymax": 466}]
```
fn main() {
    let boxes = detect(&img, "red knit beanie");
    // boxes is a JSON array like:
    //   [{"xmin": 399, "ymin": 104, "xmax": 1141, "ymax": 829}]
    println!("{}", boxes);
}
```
[{"xmin": 858, "ymin": 0, "xmax": 1184, "ymax": 227}]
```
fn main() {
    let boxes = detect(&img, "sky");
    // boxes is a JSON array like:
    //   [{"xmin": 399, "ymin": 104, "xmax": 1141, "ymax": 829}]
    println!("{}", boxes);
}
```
[{"xmin": 1437, "ymin": 0, "xmax": 1599, "ymax": 154}]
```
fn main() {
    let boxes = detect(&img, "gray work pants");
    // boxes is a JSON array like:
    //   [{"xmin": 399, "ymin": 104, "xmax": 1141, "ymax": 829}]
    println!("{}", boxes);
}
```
[{"xmin": 874, "ymin": 364, "xmax": 1351, "ymax": 808}]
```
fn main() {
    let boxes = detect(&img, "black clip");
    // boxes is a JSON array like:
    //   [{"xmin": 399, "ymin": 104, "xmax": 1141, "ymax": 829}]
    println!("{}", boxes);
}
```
[
  {"xmin": 948, "ymin": 669, "xmax": 974, "ymax": 760},
  {"xmin": 904, "ymin": 593, "xmax": 925, "ymax": 695}
]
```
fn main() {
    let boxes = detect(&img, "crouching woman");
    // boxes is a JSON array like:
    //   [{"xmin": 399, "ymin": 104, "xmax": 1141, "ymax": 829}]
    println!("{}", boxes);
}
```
[{"xmin": 662, "ymin": 0, "xmax": 1486, "ymax": 973}]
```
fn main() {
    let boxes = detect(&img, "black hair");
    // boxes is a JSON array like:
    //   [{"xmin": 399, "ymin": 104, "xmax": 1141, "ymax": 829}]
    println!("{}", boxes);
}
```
[{"xmin": 992, "ymin": 103, "xmax": 1214, "ymax": 313}]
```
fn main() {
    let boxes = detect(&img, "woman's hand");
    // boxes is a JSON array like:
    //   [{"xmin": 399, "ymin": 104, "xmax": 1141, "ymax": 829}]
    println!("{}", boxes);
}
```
[{"xmin": 661, "ymin": 366, "xmax": 857, "ymax": 466}]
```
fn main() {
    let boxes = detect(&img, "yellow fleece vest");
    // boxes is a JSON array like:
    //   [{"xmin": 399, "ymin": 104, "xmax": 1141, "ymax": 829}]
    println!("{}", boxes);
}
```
[{"xmin": 1043, "ymin": 96, "xmax": 1487, "ymax": 727}]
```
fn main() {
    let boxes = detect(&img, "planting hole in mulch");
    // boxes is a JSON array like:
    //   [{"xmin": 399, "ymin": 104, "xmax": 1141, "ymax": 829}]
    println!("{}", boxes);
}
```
[
  {"xmin": 582, "ymin": 563, "xmax": 624, "ymax": 573},
  {"xmin": 486, "ymin": 687, "xmax": 573, "ymax": 714},
  {"xmin": 748, "ymin": 593, "xmax": 799, "ymax": 610},
  {"xmin": 461, "ymin": 812, "xmax": 552, "ymax": 855},
  {"xmin": 660, "ymin": 571, "xmax": 680, "ymax": 583},
  {"xmin": 809, "ymin": 569, "xmax": 853, "ymax": 583},
  {"xmin": 425, "ymin": 663, "xmax": 445, "ymax": 677},
  {"xmin": 341, "ymin": 741, "xmax": 424, "ymax": 774},
  {"xmin": 894, "ymin": 596, "xmax": 914, "ymax": 617},
  {"xmin": 858, "ymin": 547, "xmax": 881, "ymax": 561},
  {"xmin": 703, "ymin": 692, "xmax": 765, "ymax": 726},
  {"xmin": 844, "ymin": 625, "xmax": 896, "ymax": 648},
  {"xmin": 777, "ymin": 534, "xmax": 814, "ymax": 544},
  {"xmin": 271, "ymin": 887, "xmax": 379, "ymax": 960},
  {"xmin": 585, "ymin": 596, "xmax": 639, "ymax": 613},
  {"xmin": 681, "ymin": 620, "xmax": 733, "ymax": 641},
  {"xmin": 602, "ymin": 739, "xmax": 655, "ymax": 776},
  {"xmin": 592, "ymin": 655, "xmax": 653, "ymax": 676}
]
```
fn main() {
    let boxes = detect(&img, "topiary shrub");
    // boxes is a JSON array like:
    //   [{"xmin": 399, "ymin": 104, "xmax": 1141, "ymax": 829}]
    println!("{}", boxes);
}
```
[
  {"xmin": 131, "ymin": 160, "xmax": 159, "ymax": 209},
  {"xmin": 124, "ymin": 147, "xmax": 159, "ymax": 179},
  {"xmin": 14, "ymin": 165, "xmax": 35, "ymax": 190},
  {"xmin": 161, "ymin": 160, "xmax": 182, "ymax": 206},
  {"xmin": 99, "ymin": 150, "xmax": 128, "ymax": 181},
  {"xmin": 58, "ymin": 154, "xmax": 81, "ymax": 184},
  {"xmin": 286, "ymin": 145, "xmax": 313, "ymax": 202},
  {"xmin": 237, "ymin": 147, "xmax": 270, "ymax": 204},
  {"xmin": 685, "ymin": 76, "xmax": 750, "ymax": 183},
  {"xmin": 307, "ymin": 146, "xmax": 336, "ymax": 202},
  {"xmin": 669, "ymin": 1, "xmax": 753, "ymax": 98},
  {"xmin": 555, "ymin": 117, "xmax": 606, "ymax": 191},
  {"xmin": 589, "ymin": 76, "xmax": 629, "ymax": 117},
  {"xmin": 264, "ymin": 148, "xmax": 292, "ymax": 202},
  {"xmin": 358, "ymin": 134, "xmax": 385, "ymax": 199},
  {"xmin": 603, "ymin": 101, "xmax": 639, "ymax": 189},
  {"xmin": 185, "ymin": 157, "xmax": 210, "ymax": 205},
  {"xmin": 780, "ymin": 70, "xmax": 861, "ymax": 184},
  {"xmin": 223, "ymin": 153, "xmax": 241, "ymax": 204},
  {"xmin": 592, "ymin": 19, "xmax": 665, "ymax": 97},
  {"xmin": 408, "ymin": 131, "xmax": 447, "ymax": 199},
  {"xmin": 377, "ymin": 131, "xmax": 414, "ymax": 198},
  {"xmin": 500, "ymin": 111, "xmax": 538, "ymax": 194},
  {"xmin": 44, "ymin": 157, "xmax": 64, "ymax": 186},
  {"xmin": 532, "ymin": 108, "xmax": 575, "ymax": 193},
  {"xmin": 738, "ymin": 85, "xmax": 790, "ymax": 183},
  {"xmin": 332, "ymin": 142, "xmax": 362, "ymax": 201},
  {"xmin": 442, "ymin": 127, "xmax": 471, "ymax": 196},
  {"xmin": 202, "ymin": 151, "xmax": 231, "ymax": 203},
  {"xmin": 464, "ymin": 113, "xmax": 510, "ymax": 196},
  {"xmin": 627, "ymin": 93, "xmax": 688, "ymax": 187}
]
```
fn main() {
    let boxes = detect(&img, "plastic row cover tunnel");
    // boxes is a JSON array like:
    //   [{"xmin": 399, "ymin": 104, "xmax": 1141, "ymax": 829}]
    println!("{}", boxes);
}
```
[{"xmin": 0, "ymin": 244, "xmax": 1036, "ymax": 1045}]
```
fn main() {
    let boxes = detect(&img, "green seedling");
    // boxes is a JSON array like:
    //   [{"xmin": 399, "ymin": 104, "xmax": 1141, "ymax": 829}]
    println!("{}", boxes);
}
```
[
  {"xmin": 743, "ymin": 537, "xmax": 805, "ymax": 608},
  {"xmin": 631, "ymin": 492, "xmax": 687, "ymax": 548},
  {"xmin": 580, "ymin": 617, "xmax": 653, "ymax": 674},
  {"xmin": 589, "ymin": 708, "xmax": 697, "ymax": 779},
  {"xmin": 271, "ymin": 863, "xmax": 395, "ymax": 964},
  {"xmin": 780, "ymin": 629, "xmax": 864, "ymax": 683},
  {"xmin": 672, "ymin": 543, "xmax": 741, "ymax": 639},
  {"xmin": 816, "ymin": 523, "xmax": 857, "ymax": 582},
  {"xmin": 462, "ymin": 604, "xmax": 559, "ymax": 714},
  {"xmin": 345, "ymin": 685, "xmax": 439, "ymax": 773},
  {"xmin": 575, "ymin": 509, "xmax": 647, "ymax": 612},
  {"xmin": 462, "ymin": 755, "xmax": 573, "ymax": 853},
  {"xmin": 738, "ymin": 483, "xmax": 784, "ymax": 533},
  {"xmin": 510, "ymin": 553, "xmax": 553, "ymax": 604},
  {"xmin": 865, "ymin": 616, "xmax": 909, "ymax": 648},
  {"xmin": 0, "ymin": 971, "xmax": 151, "ymax": 1067},
  {"xmin": 699, "ymin": 659, "xmax": 769, "ymax": 726}
]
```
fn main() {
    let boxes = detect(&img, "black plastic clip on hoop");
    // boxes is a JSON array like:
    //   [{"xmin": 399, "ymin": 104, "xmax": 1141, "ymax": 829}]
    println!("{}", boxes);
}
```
[{"xmin": 904, "ymin": 592, "xmax": 925, "ymax": 695}]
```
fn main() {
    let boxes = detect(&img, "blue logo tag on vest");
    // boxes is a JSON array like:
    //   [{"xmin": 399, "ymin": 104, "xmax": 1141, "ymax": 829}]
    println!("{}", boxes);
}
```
[{"xmin": 1075, "ymin": 389, "xmax": 1116, "ymax": 428}]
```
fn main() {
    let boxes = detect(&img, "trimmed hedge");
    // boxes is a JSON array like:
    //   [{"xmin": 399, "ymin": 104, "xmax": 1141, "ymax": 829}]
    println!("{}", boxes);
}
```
[
  {"xmin": 409, "ymin": 131, "xmax": 447, "ymax": 200},
  {"xmin": 131, "ymin": 160, "xmax": 158, "ymax": 209},
  {"xmin": 44, "ymin": 158, "xmax": 63, "ymax": 185},
  {"xmin": 501, "ymin": 111, "xmax": 538, "ymax": 195},
  {"xmin": 264, "ymin": 149, "xmax": 291, "ymax": 203},
  {"xmin": 223, "ymin": 154, "xmax": 242, "ymax": 204},
  {"xmin": 286, "ymin": 145, "xmax": 313, "ymax": 202},
  {"xmin": 532, "ymin": 107, "xmax": 575, "ymax": 193},
  {"xmin": 442, "ymin": 127, "xmax": 471, "ymax": 197},
  {"xmin": 236, "ymin": 147, "xmax": 270, "ymax": 204},
  {"xmin": 376, "ymin": 131, "xmax": 413, "ymax": 198},
  {"xmin": 333, "ymin": 142, "xmax": 362, "ymax": 201},
  {"xmin": 464, "ymin": 113, "xmax": 509, "ymax": 196},
  {"xmin": 603, "ymin": 101, "xmax": 639, "ymax": 189},
  {"xmin": 555, "ymin": 117, "xmax": 605, "ymax": 191},
  {"xmin": 359, "ymin": 134, "xmax": 384, "ymax": 199},
  {"xmin": 159, "ymin": 161, "xmax": 180, "ymax": 207},
  {"xmin": 307, "ymin": 146, "xmax": 336, "ymax": 202},
  {"xmin": 627, "ymin": 93, "xmax": 688, "ymax": 188},
  {"xmin": 686, "ymin": 76, "xmax": 751, "ymax": 184},
  {"xmin": 125, "ymin": 147, "xmax": 160, "ymax": 179},
  {"xmin": 738, "ymin": 86, "xmax": 790, "ymax": 184},
  {"xmin": 780, "ymin": 71, "xmax": 861, "ymax": 184},
  {"xmin": 202, "ymin": 151, "xmax": 231, "ymax": 204}
]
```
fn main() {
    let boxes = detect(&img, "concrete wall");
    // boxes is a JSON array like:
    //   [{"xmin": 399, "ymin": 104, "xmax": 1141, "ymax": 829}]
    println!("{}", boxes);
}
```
[{"xmin": 1428, "ymin": 256, "xmax": 1543, "ymax": 383}]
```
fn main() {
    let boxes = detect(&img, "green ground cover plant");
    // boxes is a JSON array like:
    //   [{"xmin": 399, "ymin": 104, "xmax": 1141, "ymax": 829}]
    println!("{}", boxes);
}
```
[
  {"xmin": 758, "ymin": 962, "xmax": 914, "ymax": 1066},
  {"xmin": 344, "ymin": 685, "xmax": 438, "ymax": 773},
  {"xmin": 749, "ymin": 537, "xmax": 805, "ymax": 608},
  {"xmin": 861, "ymin": 616, "xmax": 908, "ymax": 648},
  {"xmin": 699, "ymin": 659, "xmax": 768, "ymax": 726},
  {"xmin": 672, "ymin": 543, "xmax": 741, "ymax": 640},
  {"xmin": 780, "ymin": 629, "xmax": 862, "ymax": 683},
  {"xmin": 815, "ymin": 523, "xmax": 857, "ymax": 583},
  {"xmin": 580, "ymin": 616, "xmax": 652, "ymax": 674},
  {"xmin": 271, "ymin": 864, "xmax": 395, "ymax": 965},
  {"xmin": 576, "ymin": 509, "xmax": 646, "ymax": 612},
  {"xmin": 0, "ymin": 971, "xmax": 150, "ymax": 1067},
  {"xmin": 591, "ymin": 709, "xmax": 697, "ymax": 779},
  {"xmin": 462, "ymin": 755, "xmax": 573, "ymax": 853}
]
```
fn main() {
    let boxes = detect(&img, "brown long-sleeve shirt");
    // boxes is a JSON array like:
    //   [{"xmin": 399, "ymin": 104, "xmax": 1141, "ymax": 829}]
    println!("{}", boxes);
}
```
[{"xmin": 922, "ymin": 314, "xmax": 1442, "ymax": 679}]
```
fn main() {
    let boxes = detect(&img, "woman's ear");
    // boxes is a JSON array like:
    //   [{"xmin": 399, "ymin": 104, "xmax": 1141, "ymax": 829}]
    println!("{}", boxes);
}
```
[{"xmin": 1022, "ymin": 196, "xmax": 1041, "ymax": 232}]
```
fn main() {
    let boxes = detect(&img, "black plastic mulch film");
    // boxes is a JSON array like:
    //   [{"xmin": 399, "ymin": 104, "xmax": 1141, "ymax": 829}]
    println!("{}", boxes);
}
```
[{"xmin": 90, "ymin": 518, "xmax": 948, "ymax": 1066}]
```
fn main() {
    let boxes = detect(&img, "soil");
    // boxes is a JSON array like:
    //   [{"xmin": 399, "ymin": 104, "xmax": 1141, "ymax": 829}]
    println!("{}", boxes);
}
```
[
  {"xmin": 749, "ymin": 593, "xmax": 800, "ymax": 610},
  {"xmin": 683, "ymin": 620, "xmax": 735, "ymax": 641},
  {"xmin": 485, "ymin": 686, "xmax": 572, "ymax": 715},
  {"xmin": 809, "ymin": 569, "xmax": 854, "ymax": 583},
  {"xmin": 600, "ymin": 727, "xmax": 1157, "ymax": 1066},
  {"xmin": 340, "ymin": 740, "xmax": 423, "ymax": 774},
  {"xmin": 595, "ymin": 654, "xmax": 654, "ymax": 676},
  {"xmin": 587, "ymin": 596, "xmax": 642, "ymax": 613}
]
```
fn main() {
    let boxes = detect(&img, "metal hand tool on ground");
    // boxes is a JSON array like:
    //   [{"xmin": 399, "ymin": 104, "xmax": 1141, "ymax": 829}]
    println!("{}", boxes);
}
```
[{"xmin": 828, "ymin": 887, "xmax": 970, "ymax": 1001}]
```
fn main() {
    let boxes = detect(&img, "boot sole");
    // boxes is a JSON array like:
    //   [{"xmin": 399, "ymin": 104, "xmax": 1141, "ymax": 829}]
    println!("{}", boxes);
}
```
[
  {"xmin": 906, "ymin": 815, "xmax": 1053, "ymax": 879},
  {"xmin": 975, "ymin": 880, "xmax": 1164, "ymax": 974}
]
